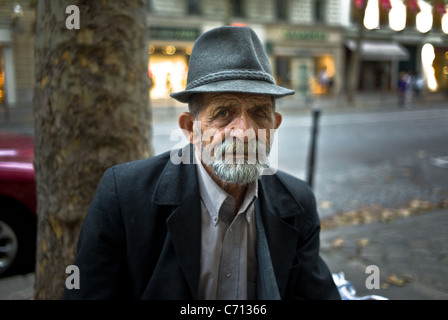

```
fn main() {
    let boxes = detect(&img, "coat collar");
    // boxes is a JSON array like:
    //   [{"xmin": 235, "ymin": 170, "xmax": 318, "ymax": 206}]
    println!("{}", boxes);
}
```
[
  {"xmin": 151, "ymin": 144, "xmax": 304, "ymax": 299},
  {"xmin": 152, "ymin": 144, "xmax": 197, "ymax": 205}
]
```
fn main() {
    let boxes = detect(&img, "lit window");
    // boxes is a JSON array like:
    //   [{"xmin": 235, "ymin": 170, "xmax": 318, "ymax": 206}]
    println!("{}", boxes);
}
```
[
  {"xmin": 364, "ymin": 0, "xmax": 379, "ymax": 30},
  {"xmin": 416, "ymin": 0, "xmax": 433, "ymax": 33}
]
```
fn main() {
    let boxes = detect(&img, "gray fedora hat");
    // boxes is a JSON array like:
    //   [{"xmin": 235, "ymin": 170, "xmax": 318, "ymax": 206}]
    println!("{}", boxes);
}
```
[{"xmin": 170, "ymin": 26, "xmax": 295, "ymax": 103}]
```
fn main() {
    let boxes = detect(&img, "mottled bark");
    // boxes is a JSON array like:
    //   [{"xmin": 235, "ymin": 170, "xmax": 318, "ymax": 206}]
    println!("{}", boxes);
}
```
[{"xmin": 33, "ymin": 0, "xmax": 152, "ymax": 299}]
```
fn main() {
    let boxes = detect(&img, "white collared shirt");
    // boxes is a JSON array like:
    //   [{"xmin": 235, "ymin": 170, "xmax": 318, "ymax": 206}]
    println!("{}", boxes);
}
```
[{"xmin": 195, "ymin": 151, "xmax": 258, "ymax": 300}]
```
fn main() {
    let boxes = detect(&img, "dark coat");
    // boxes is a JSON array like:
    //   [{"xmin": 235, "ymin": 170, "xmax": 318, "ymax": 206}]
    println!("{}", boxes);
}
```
[{"xmin": 62, "ymin": 145, "xmax": 340, "ymax": 300}]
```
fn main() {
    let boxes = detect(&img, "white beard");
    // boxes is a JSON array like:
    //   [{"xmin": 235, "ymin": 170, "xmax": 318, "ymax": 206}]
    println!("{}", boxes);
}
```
[{"xmin": 206, "ymin": 137, "xmax": 270, "ymax": 185}]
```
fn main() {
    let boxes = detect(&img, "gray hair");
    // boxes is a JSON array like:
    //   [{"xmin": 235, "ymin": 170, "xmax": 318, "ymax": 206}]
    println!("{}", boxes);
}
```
[{"xmin": 187, "ymin": 93, "xmax": 204, "ymax": 118}]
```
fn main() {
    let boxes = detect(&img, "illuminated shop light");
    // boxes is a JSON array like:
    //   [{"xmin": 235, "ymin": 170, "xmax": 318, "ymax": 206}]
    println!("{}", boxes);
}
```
[
  {"xmin": 389, "ymin": 0, "xmax": 406, "ymax": 31},
  {"xmin": 416, "ymin": 0, "xmax": 433, "ymax": 33},
  {"xmin": 163, "ymin": 46, "xmax": 176, "ymax": 55},
  {"xmin": 364, "ymin": 0, "xmax": 380, "ymax": 30},
  {"xmin": 443, "ymin": 66, "xmax": 448, "ymax": 76},
  {"xmin": 442, "ymin": 13, "xmax": 448, "ymax": 34},
  {"xmin": 421, "ymin": 43, "xmax": 438, "ymax": 91}
]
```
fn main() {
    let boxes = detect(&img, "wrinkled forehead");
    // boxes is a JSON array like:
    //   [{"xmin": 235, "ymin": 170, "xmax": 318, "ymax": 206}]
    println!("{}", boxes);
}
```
[
  {"xmin": 202, "ymin": 93, "xmax": 273, "ymax": 106},
  {"xmin": 188, "ymin": 92, "xmax": 276, "ymax": 118}
]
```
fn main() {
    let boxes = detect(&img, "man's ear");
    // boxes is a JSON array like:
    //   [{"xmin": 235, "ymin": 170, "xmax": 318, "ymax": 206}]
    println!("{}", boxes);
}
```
[
  {"xmin": 274, "ymin": 112, "xmax": 282, "ymax": 129},
  {"xmin": 178, "ymin": 112, "xmax": 196, "ymax": 144}
]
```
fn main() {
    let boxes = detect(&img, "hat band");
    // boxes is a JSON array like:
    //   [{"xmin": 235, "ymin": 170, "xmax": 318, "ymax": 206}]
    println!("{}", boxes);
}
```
[{"xmin": 186, "ymin": 69, "xmax": 276, "ymax": 90}]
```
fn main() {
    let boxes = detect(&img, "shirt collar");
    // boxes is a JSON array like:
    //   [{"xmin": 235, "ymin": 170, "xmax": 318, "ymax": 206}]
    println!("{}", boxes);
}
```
[{"xmin": 194, "ymin": 150, "xmax": 258, "ymax": 225}]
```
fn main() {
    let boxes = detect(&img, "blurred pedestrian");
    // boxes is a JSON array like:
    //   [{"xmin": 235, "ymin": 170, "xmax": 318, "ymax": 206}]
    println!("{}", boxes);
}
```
[
  {"xmin": 414, "ymin": 74, "xmax": 424, "ymax": 100},
  {"xmin": 62, "ymin": 26, "xmax": 340, "ymax": 300},
  {"xmin": 318, "ymin": 67, "xmax": 331, "ymax": 94},
  {"xmin": 398, "ymin": 72, "xmax": 406, "ymax": 107},
  {"xmin": 404, "ymin": 71, "xmax": 414, "ymax": 109}
]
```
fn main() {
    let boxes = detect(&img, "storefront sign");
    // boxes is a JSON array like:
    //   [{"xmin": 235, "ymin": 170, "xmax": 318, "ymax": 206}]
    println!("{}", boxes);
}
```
[
  {"xmin": 150, "ymin": 27, "xmax": 200, "ymax": 41},
  {"xmin": 281, "ymin": 29, "xmax": 327, "ymax": 41}
]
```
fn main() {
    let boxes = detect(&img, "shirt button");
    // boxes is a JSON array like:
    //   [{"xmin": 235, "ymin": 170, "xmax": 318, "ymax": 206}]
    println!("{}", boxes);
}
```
[{"xmin": 225, "ymin": 272, "xmax": 232, "ymax": 278}]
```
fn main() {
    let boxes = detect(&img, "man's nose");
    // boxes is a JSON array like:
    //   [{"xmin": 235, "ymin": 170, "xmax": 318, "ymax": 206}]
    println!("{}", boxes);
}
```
[{"xmin": 229, "ymin": 112, "xmax": 256, "ymax": 141}]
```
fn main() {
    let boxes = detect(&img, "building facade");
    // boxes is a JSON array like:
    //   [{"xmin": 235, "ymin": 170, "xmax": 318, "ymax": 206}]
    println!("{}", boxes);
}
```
[
  {"xmin": 147, "ymin": 0, "xmax": 347, "ymax": 104},
  {"xmin": 345, "ymin": 0, "xmax": 448, "ymax": 93},
  {"xmin": 3, "ymin": 1, "xmax": 446, "ymax": 109},
  {"xmin": 0, "ymin": 1, "xmax": 35, "ymax": 107},
  {"xmin": 147, "ymin": 0, "xmax": 448, "ymax": 105}
]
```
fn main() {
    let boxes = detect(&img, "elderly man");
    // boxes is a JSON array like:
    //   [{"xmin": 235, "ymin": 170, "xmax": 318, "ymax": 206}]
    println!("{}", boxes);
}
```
[{"xmin": 63, "ymin": 26, "xmax": 340, "ymax": 300}]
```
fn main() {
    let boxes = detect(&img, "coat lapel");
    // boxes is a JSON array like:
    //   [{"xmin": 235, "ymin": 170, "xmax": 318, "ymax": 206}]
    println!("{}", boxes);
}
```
[
  {"xmin": 152, "ymin": 144, "xmax": 201, "ymax": 299},
  {"xmin": 257, "ymin": 174, "xmax": 303, "ymax": 298}
]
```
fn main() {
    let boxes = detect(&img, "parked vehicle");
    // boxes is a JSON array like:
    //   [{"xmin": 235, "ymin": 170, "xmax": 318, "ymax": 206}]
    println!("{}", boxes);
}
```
[{"xmin": 0, "ymin": 130, "xmax": 36, "ymax": 277}]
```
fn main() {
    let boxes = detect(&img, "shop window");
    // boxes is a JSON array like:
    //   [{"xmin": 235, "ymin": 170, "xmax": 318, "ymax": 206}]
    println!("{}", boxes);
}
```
[
  {"xmin": 231, "ymin": 0, "xmax": 245, "ymax": 18},
  {"xmin": 275, "ymin": 56, "xmax": 291, "ymax": 88},
  {"xmin": 187, "ymin": 0, "xmax": 201, "ymax": 15},
  {"xmin": 314, "ymin": 55, "xmax": 335, "ymax": 95},
  {"xmin": 148, "ymin": 46, "xmax": 189, "ymax": 100},
  {"xmin": 276, "ymin": 0, "xmax": 288, "ymax": 21},
  {"xmin": 314, "ymin": 0, "xmax": 326, "ymax": 24}
]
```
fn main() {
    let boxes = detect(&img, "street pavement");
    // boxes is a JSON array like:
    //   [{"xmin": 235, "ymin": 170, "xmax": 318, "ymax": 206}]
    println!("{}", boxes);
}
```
[
  {"xmin": 321, "ymin": 208, "xmax": 448, "ymax": 300},
  {"xmin": 0, "ymin": 91, "xmax": 447, "ymax": 300}
]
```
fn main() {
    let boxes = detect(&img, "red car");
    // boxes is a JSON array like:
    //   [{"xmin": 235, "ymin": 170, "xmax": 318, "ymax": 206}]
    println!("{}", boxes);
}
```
[{"xmin": 0, "ymin": 130, "xmax": 36, "ymax": 277}]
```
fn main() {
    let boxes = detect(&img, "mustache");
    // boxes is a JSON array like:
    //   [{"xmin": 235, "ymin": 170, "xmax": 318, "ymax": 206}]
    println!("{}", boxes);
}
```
[
  {"xmin": 212, "ymin": 138, "xmax": 270, "ymax": 164},
  {"xmin": 218, "ymin": 139, "xmax": 259, "ymax": 155},
  {"xmin": 196, "ymin": 126, "xmax": 275, "ymax": 166}
]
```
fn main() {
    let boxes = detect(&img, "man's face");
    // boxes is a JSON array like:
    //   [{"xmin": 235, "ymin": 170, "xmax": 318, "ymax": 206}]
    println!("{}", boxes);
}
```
[{"xmin": 190, "ymin": 92, "xmax": 282, "ymax": 184}]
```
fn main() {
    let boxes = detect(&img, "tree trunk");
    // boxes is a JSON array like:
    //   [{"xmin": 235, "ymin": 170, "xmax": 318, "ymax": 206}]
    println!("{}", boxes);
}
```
[{"xmin": 33, "ymin": 0, "xmax": 152, "ymax": 299}]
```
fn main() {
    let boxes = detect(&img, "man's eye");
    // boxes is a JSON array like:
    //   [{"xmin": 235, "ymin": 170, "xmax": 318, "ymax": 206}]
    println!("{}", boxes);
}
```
[
  {"xmin": 253, "ymin": 108, "xmax": 268, "ymax": 118},
  {"xmin": 254, "ymin": 110, "xmax": 267, "ymax": 118},
  {"xmin": 216, "ymin": 109, "xmax": 230, "ymax": 118}
]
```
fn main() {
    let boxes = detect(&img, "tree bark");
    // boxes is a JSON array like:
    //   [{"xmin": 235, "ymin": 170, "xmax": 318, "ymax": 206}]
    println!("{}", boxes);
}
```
[{"xmin": 33, "ymin": 0, "xmax": 152, "ymax": 299}]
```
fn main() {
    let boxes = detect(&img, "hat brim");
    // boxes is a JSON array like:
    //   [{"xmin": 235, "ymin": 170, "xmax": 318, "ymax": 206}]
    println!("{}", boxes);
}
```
[{"xmin": 170, "ymin": 79, "xmax": 295, "ymax": 103}]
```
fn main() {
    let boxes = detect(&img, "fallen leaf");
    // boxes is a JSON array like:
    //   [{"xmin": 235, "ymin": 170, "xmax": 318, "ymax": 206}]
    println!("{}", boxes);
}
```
[
  {"xmin": 386, "ymin": 274, "xmax": 411, "ymax": 287},
  {"xmin": 357, "ymin": 238, "xmax": 370, "ymax": 247},
  {"xmin": 320, "ymin": 201, "xmax": 332, "ymax": 209},
  {"xmin": 332, "ymin": 238, "xmax": 344, "ymax": 248}
]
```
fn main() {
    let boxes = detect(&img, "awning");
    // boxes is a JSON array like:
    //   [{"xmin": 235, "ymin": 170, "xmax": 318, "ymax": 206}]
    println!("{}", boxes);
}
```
[{"xmin": 345, "ymin": 40, "xmax": 409, "ymax": 61}]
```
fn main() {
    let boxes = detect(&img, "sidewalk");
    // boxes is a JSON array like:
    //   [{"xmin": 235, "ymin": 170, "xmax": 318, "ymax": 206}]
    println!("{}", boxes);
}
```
[
  {"xmin": 0, "ymin": 273, "xmax": 34, "ymax": 300},
  {"xmin": 320, "ymin": 208, "xmax": 448, "ymax": 300}
]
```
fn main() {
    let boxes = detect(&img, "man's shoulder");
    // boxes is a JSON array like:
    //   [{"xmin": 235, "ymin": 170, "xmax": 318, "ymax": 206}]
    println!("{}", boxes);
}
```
[
  {"xmin": 262, "ymin": 169, "xmax": 314, "ymax": 208},
  {"xmin": 274, "ymin": 170, "xmax": 309, "ymax": 189},
  {"xmin": 267, "ymin": 169, "xmax": 311, "ymax": 194},
  {"xmin": 108, "ymin": 150, "xmax": 172, "ymax": 180}
]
